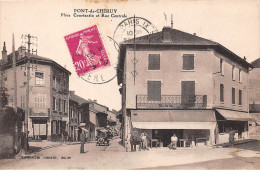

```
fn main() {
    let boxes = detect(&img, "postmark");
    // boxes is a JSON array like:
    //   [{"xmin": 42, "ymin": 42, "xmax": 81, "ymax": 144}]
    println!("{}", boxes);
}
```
[
  {"xmin": 64, "ymin": 25, "xmax": 110, "ymax": 76},
  {"xmin": 113, "ymin": 16, "xmax": 158, "ymax": 51}
]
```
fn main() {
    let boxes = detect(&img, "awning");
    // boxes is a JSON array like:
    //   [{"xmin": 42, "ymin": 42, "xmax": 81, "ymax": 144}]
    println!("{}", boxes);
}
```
[
  {"xmin": 132, "ymin": 122, "xmax": 216, "ymax": 129},
  {"xmin": 216, "ymin": 109, "xmax": 253, "ymax": 121},
  {"xmin": 249, "ymin": 113, "xmax": 260, "ymax": 122},
  {"xmin": 107, "ymin": 118, "xmax": 117, "ymax": 123},
  {"xmin": 131, "ymin": 110, "xmax": 216, "ymax": 130},
  {"xmin": 80, "ymin": 127, "xmax": 89, "ymax": 132},
  {"xmin": 97, "ymin": 129, "xmax": 108, "ymax": 133}
]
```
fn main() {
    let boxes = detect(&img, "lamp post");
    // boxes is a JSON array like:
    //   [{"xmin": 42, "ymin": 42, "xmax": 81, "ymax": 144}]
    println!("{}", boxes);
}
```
[{"xmin": 20, "ymin": 34, "xmax": 38, "ymax": 153}]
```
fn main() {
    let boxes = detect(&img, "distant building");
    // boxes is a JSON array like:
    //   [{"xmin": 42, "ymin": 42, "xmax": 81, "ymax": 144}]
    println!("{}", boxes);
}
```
[
  {"xmin": 1, "ymin": 44, "xmax": 71, "ymax": 141},
  {"xmin": 249, "ymin": 58, "xmax": 260, "ymax": 124},
  {"xmin": 117, "ymin": 26, "xmax": 253, "ymax": 147},
  {"xmin": 69, "ymin": 91, "xmax": 90, "ymax": 141}
]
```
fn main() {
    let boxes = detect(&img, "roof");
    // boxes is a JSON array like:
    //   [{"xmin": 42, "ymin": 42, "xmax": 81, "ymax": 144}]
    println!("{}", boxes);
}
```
[
  {"xmin": 251, "ymin": 58, "xmax": 260, "ymax": 68},
  {"xmin": 3, "ymin": 52, "xmax": 71, "ymax": 75},
  {"xmin": 117, "ymin": 27, "xmax": 252, "ymax": 85},
  {"xmin": 69, "ymin": 91, "xmax": 90, "ymax": 105},
  {"xmin": 123, "ymin": 27, "xmax": 219, "ymax": 45}
]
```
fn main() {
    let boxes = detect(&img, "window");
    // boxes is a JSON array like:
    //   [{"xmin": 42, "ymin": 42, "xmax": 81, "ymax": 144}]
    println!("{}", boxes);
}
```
[
  {"xmin": 58, "ymin": 98, "xmax": 61, "ymax": 111},
  {"xmin": 53, "ymin": 75, "xmax": 56, "ymax": 89},
  {"xmin": 232, "ymin": 87, "xmax": 236, "ymax": 105},
  {"xmin": 220, "ymin": 84, "xmax": 224, "ymax": 103},
  {"xmin": 20, "ymin": 95, "xmax": 25, "ymax": 109},
  {"xmin": 64, "ymin": 100, "xmax": 67, "ymax": 113},
  {"xmin": 239, "ymin": 90, "xmax": 242, "ymax": 105},
  {"xmin": 232, "ymin": 65, "xmax": 235, "ymax": 81},
  {"xmin": 52, "ymin": 97, "xmax": 56, "ymax": 111},
  {"xmin": 239, "ymin": 69, "xmax": 242, "ymax": 82},
  {"xmin": 148, "ymin": 54, "xmax": 160, "ymax": 70},
  {"xmin": 35, "ymin": 96, "xmax": 46, "ymax": 108},
  {"xmin": 220, "ymin": 59, "xmax": 224, "ymax": 75},
  {"xmin": 183, "ymin": 54, "xmax": 194, "ymax": 70},
  {"xmin": 35, "ymin": 71, "xmax": 45, "ymax": 85},
  {"xmin": 147, "ymin": 81, "xmax": 161, "ymax": 101}
]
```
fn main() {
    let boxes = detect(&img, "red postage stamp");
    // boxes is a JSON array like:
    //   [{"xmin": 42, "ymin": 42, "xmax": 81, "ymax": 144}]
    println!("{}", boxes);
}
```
[{"xmin": 64, "ymin": 25, "xmax": 110, "ymax": 76}]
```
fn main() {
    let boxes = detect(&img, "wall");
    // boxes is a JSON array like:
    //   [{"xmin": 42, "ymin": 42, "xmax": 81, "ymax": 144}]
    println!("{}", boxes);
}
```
[
  {"xmin": 249, "ymin": 67, "xmax": 260, "ymax": 105},
  {"xmin": 124, "ymin": 47, "xmax": 249, "ymax": 112},
  {"xmin": 212, "ymin": 51, "xmax": 249, "ymax": 112},
  {"xmin": 125, "ymin": 48, "xmax": 216, "ymax": 109}
]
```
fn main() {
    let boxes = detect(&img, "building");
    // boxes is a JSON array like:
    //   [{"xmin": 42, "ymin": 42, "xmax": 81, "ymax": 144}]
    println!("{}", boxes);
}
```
[
  {"xmin": 249, "ymin": 58, "xmax": 260, "ymax": 125},
  {"xmin": 1, "ymin": 44, "xmax": 71, "ymax": 141},
  {"xmin": 69, "ymin": 91, "xmax": 90, "ymax": 141},
  {"xmin": 69, "ymin": 91, "xmax": 110, "ymax": 141},
  {"xmin": 89, "ymin": 100, "xmax": 108, "ymax": 139},
  {"xmin": 117, "ymin": 26, "xmax": 253, "ymax": 147}
]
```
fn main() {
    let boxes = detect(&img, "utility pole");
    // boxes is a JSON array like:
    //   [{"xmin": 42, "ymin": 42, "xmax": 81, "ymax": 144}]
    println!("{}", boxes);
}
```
[{"xmin": 21, "ymin": 34, "xmax": 38, "ymax": 153}]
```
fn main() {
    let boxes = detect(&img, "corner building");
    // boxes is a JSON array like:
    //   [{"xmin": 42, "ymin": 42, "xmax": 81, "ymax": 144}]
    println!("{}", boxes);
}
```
[
  {"xmin": 117, "ymin": 26, "xmax": 252, "ymax": 147},
  {"xmin": 1, "ymin": 45, "xmax": 71, "ymax": 141}
]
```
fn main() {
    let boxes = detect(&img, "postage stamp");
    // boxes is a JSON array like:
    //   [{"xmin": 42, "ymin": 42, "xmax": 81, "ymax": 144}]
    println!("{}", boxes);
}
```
[{"xmin": 64, "ymin": 25, "xmax": 110, "ymax": 76}]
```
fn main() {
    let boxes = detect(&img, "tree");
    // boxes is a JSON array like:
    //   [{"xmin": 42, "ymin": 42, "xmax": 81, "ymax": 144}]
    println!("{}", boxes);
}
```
[{"xmin": 0, "ymin": 60, "xmax": 8, "ymax": 108}]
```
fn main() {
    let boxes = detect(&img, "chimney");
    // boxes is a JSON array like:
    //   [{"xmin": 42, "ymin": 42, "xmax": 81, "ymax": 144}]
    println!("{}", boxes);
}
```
[
  {"xmin": 2, "ymin": 42, "xmax": 7, "ymax": 62},
  {"xmin": 93, "ymin": 99, "xmax": 97, "ymax": 103},
  {"xmin": 18, "ymin": 46, "xmax": 26, "ymax": 60},
  {"xmin": 70, "ymin": 91, "xmax": 75, "ymax": 95},
  {"xmin": 243, "ymin": 56, "xmax": 247, "ymax": 61},
  {"xmin": 162, "ymin": 26, "xmax": 172, "ymax": 43}
]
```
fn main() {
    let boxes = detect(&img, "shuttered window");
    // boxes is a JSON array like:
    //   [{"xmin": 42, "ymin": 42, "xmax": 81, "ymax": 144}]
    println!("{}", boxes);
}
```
[
  {"xmin": 239, "ymin": 90, "xmax": 242, "ymax": 105},
  {"xmin": 148, "ymin": 54, "xmax": 160, "ymax": 70},
  {"xmin": 232, "ymin": 87, "xmax": 235, "ymax": 104},
  {"xmin": 147, "ymin": 81, "xmax": 161, "ymax": 101},
  {"xmin": 220, "ymin": 84, "xmax": 224, "ymax": 102},
  {"xmin": 35, "ymin": 71, "xmax": 45, "ymax": 85},
  {"xmin": 183, "ymin": 54, "xmax": 194, "ymax": 70}
]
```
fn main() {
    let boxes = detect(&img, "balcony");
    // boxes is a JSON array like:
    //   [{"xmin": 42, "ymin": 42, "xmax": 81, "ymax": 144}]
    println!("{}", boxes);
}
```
[
  {"xmin": 29, "ymin": 108, "xmax": 50, "ymax": 117},
  {"xmin": 136, "ymin": 95, "xmax": 207, "ymax": 109}
]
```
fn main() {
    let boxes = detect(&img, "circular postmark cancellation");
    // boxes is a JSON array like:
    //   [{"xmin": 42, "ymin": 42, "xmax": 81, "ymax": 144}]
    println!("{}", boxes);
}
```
[{"xmin": 75, "ymin": 17, "xmax": 158, "ymax": 84}]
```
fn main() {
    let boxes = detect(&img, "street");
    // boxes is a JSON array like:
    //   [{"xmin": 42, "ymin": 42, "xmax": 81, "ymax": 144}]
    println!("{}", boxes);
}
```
[{"xmin": 0, "ymin": 138, "xmax": 260, "ymax": 170}]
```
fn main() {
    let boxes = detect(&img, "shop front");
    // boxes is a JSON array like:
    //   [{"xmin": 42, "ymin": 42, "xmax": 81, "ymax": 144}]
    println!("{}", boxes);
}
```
[{"xmin": 130, "ymin": 109, "xmax": 217, "ymax": 147}]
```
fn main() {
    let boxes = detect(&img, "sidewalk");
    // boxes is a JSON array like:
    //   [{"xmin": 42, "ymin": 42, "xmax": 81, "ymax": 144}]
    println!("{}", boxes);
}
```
[{"xmin": 214, "ymin": 139, "xmax": 257, "ymax": 148}]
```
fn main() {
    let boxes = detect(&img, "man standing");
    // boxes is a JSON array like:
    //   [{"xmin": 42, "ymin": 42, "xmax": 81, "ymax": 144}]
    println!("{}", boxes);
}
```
[
  {"xmin": 169, "ymin": 134, "xmax": 178, "ymax": 150},
  {"xmin": 80, "ymin": 130, "xmax": 86, "ymax": 153},
  {"xmin": 229, "ymin": 128, "xmax": 235, "ymax": 147}
]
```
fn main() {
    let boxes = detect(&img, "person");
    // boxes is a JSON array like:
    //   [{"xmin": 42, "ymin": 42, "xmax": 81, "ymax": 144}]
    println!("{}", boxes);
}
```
[
  {"xmin": 80, "ymin": 130, "xmax": 86, "ymax": 153},
  {"xmin": 229, "ymin": 128, "xmax": 235, "ymax": 147},
  {"xmin": 130, "ymin": 131, "xmax": 138, "ymax": 152},
  {"xmin": 168, "ymin": 134, "xmax": 178, "ymax": 150},
  {"xmin": 141, "ymin": 132, "xmax": 149, "ymax": 151}
]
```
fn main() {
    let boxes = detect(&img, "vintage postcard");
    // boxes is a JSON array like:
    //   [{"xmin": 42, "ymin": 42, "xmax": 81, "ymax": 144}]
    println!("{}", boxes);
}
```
[{"xmin": 0, "ymin": 0, "xmax": 260, "ymax": 173}]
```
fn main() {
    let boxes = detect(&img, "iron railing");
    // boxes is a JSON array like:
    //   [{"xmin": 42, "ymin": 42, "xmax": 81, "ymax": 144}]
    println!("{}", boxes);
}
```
[{"xmin": 136, "ymin": 95, "xmax": 207, "ymax": 109}]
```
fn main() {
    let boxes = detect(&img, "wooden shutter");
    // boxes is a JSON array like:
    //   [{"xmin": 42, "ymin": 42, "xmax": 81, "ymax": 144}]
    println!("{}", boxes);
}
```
[
  {"xmin": 220, "ymin": 84, "xmax": 224, "ymax": 102},
  {"xmin": 239, "ymin": 90, "xmax": 242, "ymax": 105},
  {"xmin": 148, "ymin": 54, "xmax": 160, "ymax": 70},
  {"xmin": 183, "ymin": 54, "xmax": 194, "ymax": 70},
  {"xmin": 181, "ymin": 81, "xmax": 195, "ymax": 106},
  {"xmin": 147, "ymin": 81, "xmax": 161, "ymax": 101},
  {"xmin": 232, "ymin": 88, "xmax": 235, "ymax": 104}
]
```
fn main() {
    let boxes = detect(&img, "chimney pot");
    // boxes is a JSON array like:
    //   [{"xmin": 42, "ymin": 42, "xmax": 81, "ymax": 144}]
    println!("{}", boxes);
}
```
[
  {"xmin": 162, "ymin": 26, "xmax": 172, "ymax": 43},
  {"xmin": 2, "ymin": 42, "xmax": 7, "ymax": 62}
]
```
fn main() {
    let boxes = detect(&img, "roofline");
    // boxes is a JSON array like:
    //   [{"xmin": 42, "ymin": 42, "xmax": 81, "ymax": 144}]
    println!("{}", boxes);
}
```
[{"xmin": 3, "ymin": 55, "xmax": 71, "ymax": 75}]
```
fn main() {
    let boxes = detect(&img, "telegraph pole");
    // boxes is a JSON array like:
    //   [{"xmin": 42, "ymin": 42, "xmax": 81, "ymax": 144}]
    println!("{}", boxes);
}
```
[{"xmin": 21, "ymin": 34, "xmax": 38, "ymax": 153}]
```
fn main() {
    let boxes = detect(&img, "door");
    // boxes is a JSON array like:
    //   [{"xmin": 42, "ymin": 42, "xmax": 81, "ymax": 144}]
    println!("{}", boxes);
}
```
[{"xmin": 181, "ymin": 81, "xmax": 195, "ymax": 107}]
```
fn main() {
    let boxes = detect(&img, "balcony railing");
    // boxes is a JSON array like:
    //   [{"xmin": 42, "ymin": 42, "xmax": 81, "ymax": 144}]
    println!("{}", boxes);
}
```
[
  {"xmin": 136, "ymin": 95, "xmax": 207, "ymax": 109},
  {"xmin": 29, "ymin": 108, "xmax": 50, "ymax": 117}
]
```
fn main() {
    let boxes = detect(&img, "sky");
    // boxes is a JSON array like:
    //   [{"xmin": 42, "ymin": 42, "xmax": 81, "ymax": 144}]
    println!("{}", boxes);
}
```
[{"xmin": 0, "ymin": 0, "xmax": 259, "ymax": 111}]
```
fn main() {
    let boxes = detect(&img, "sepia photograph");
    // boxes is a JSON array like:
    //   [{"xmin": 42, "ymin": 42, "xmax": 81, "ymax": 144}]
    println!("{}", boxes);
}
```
[{"xmin": 0, "ymin": 0, "xmax": 260, "ymax": 173}]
